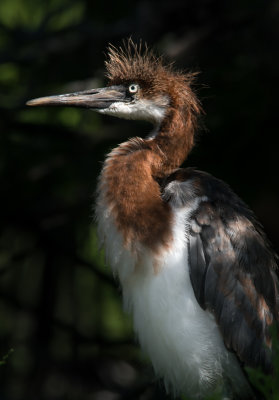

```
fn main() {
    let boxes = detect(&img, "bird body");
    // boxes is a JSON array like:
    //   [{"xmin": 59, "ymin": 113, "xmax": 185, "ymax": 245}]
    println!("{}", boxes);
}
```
[
  {"xmin": 96, "ymin": 157, "xmax": 252, "ymax": 398},
  {"xmin": 27, "ymin": 40, "xmax": 279, "ymax": 399}
]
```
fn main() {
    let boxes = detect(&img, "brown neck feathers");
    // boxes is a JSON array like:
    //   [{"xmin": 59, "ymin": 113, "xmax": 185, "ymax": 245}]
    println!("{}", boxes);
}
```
[
  {"xmin": 100, "ymin": 87, "xmax": 201, "ymax": 255},
  {"xmin": 150, "ymin": 89, "xmax": 201, "ymax": 177}
]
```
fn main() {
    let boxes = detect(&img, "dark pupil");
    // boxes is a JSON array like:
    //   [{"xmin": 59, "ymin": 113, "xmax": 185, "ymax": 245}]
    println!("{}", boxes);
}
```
[{"xmin": 130, "ymin": 85, "xmax": 136, "ymax": 91}]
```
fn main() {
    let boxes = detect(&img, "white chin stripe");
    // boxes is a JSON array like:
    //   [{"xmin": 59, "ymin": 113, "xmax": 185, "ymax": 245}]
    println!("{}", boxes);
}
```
[{"xmin": 98, "ymin": 98, "xmax": 168, "ymax": 124}]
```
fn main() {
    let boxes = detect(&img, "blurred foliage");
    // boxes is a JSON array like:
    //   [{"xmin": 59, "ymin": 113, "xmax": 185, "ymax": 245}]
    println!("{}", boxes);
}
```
[
  {"xmin": 0, "ymin": 0, "xmax": 279, "ymax": 399},
  {"xmin": 0, "ymin": 349, "xmax": 14, "ymax": 366}
]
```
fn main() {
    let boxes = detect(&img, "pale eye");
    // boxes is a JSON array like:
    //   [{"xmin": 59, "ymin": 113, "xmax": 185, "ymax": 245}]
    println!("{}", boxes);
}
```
[{"xmin": 128, "ymin": 84, "xmax": 139, "ymax": 94}]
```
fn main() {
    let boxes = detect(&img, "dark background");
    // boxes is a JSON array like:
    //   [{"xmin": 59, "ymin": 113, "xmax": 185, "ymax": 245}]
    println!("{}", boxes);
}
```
[{"xmin": 0, "ymin": 0, "xmax": 278, "ymax": 399}]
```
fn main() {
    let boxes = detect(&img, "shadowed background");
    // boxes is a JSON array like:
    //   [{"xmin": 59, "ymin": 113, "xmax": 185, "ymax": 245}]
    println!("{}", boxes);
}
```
[{"xmin": 0, "ymin": 0, "xmax": 278, "ymax": 399}]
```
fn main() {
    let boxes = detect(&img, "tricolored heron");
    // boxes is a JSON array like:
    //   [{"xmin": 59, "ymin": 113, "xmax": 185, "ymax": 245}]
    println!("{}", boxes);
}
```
[{"xmin": 27, "ymin": 40, "xmax": 278, "ymax": 400}]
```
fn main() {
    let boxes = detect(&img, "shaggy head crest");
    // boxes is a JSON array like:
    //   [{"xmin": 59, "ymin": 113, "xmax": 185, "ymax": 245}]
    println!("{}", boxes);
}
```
[
  {"xmin": 106, "ymin": 39, "xmax": 166, "ymax": 87},
  {"xmin": 105, "ymin": 39, "xmax": 200, "ymax": 111}
]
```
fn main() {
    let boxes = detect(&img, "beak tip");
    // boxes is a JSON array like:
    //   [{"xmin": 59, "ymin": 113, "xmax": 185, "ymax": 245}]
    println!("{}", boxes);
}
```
[{"xmin": 26, "ymin": 98, "xmax": 41, "ymax": 106}]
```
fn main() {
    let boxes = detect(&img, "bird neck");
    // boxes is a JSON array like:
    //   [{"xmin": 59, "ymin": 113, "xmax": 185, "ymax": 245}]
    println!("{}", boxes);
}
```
[
  {"xmin": 149, "ymin": 106, "xmax": 196, "ymax": 177},
  {"xmin": 97, "ymin": 105, "xmax": 197, "ymax": 255}
]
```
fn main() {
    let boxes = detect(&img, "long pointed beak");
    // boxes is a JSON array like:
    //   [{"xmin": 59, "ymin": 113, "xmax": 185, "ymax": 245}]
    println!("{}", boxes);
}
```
[{"xmin": 26, "ymin": 85, "xmax": 126, "ymax": 109}]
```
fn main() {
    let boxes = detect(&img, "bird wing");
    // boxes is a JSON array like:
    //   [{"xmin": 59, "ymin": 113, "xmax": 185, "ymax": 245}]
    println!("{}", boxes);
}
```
[{"xmin": 163, "ymin": 169, "xmax": 279, "ymax": 372}]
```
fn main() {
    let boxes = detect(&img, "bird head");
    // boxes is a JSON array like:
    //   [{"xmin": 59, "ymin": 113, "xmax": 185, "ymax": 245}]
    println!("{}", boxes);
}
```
[{"xmin": 27, "ymin": 40, "xmax": 200, "ymax": 126}]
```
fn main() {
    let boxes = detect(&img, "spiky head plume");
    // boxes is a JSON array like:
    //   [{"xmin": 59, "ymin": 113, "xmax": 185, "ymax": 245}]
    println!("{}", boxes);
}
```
[
  {"xmin": 105, "ymin": 39, "xmax": 201, "ymax": 116},
  {"xmin": 106, "ymin": 39, "xmax": 167, "ymax": 89}
]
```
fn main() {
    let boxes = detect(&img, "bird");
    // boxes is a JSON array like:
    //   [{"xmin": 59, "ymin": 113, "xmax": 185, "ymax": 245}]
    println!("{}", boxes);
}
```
[{"xmin": 27, "ymin": 40, "xmax": 279, "ymax": 400}]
